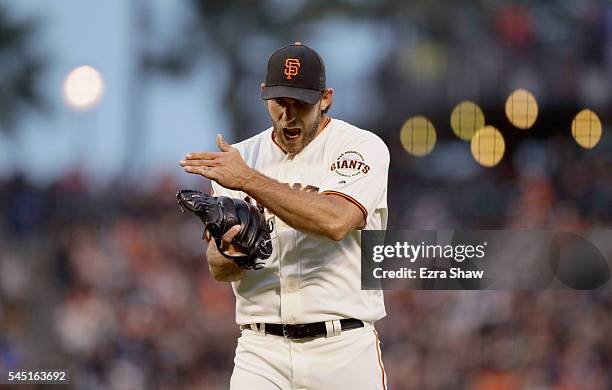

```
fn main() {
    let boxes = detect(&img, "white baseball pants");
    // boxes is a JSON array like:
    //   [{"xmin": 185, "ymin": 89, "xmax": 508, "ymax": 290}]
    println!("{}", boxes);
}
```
[{"xmin": 229, "ymin": 322, "xmax": 387, "ymax": 390}]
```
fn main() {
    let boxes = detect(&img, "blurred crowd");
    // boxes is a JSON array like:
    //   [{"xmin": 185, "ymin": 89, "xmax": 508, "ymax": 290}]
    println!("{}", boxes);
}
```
[
  {"xmin": 370, "ymin": 0, "xmax": 612, "ymax": 126},
  {"xmin": 0, "ymin": 126, "xmax": 611, "ymax": 390},
  {"xmin": 382, "ymin": 289, "xmax": 612, "ymax": 389},
  {"xmin": 0, "ymin": 173, "xmax": 237, "ymax": 389},
  {"xmin": 381, "ymin": 124, "xmax": 612, "ymax": 389},
  {"xmin": 0, "ymin": 1, "xmax": 612, "ymax": 389}
]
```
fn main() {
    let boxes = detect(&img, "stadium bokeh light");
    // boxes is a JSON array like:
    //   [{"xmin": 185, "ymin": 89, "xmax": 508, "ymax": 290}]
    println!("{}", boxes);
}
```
[
  {"xmin": 505, "ymin": 88, "xmax": 538, "ymax": 129},
  {"xmin": 450, "ymin": 100, "xmax": 485, "ymax": 141},
  {"xmin": 470, "ymin": 125, "xmax": 505, "ymax": 167},
  {"xmin": 571, "ymin": 109, "xmax": 602, "ymax": 149},
  {"xmin": 400, "ymin": 116, "xmax": 437, "ymax": 157},
  {"xmin": 62, "ymin": 65, "xmax": 104, "ymax": 111}
]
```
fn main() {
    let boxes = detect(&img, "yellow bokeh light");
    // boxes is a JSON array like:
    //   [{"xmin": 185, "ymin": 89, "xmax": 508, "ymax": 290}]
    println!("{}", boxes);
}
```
[
  {"xmin": 63, "ymin": 65, "xmax": 104, "ymax": 111},
  {"xmin": 400, "ymin": 116, "xmax": 436, "ymax": 157},
  {"xmin": 470, "ymin": 126, "xmax": 505, "ymax": 167},
  {"xmin": 505, "ymin": 88, "xmax": 538, "ymax": 129},
  {"xmin": 571, "ymin": 109, "xmax": 602, "ymax": 149},
  {"xmin": 450, "ymin": 100, "xmax": 485, "ymax": 141}
]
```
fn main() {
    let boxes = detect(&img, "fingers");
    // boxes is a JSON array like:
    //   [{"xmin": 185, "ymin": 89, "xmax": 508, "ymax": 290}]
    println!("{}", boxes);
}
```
[
  {"xmin": 216, "ymin": 134, "xmax": 233, "ymax": 152},
  {"xmin": 182, "ymin": 134, "xmax": 233, "ymax": 165},
  {"xmin": 203, "ymin": 229, "xmax": 212, "ymax": 241},
  {"xmin": 179, "ymin": 159, "xmax": 217, "ymax": 168},
  {"xmin": 183, "ymin": 166, "xmax": 218, "ymax": 180},
  {"xmin": 185, "ymin": 151, "xmax": 223, "ymax": 160},
  {"xmin": 219, "ymin": 225, "xmax": 242, "ymax": 251}
]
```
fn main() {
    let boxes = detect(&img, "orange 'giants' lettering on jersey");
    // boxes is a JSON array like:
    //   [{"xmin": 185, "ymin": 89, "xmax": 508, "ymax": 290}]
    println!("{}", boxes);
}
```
[
  {"xmin": 284, "ymin": 58, "xmax": 300, "ymax": 79},
  {"xmin": 330, "ymin": 150, "xmax": 370, "ymax": 177}
]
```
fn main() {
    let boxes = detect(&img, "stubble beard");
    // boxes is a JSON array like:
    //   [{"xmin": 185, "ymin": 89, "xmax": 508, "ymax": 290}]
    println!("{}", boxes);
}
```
[{"xmin": 273, "ymin": 113, "xmax": 321, "ymax": 158}]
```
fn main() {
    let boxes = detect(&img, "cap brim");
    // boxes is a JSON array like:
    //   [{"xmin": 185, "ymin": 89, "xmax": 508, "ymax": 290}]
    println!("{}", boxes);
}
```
[{"xmin": 261, "ymin": 86, "xmax": 322, "ymax": 105}]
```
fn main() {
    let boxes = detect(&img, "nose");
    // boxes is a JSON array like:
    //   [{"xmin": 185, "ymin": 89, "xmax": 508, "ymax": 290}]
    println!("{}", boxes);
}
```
[{"xmin": 281, "ymin": 102, "xmax": 297, "ymax": 124}]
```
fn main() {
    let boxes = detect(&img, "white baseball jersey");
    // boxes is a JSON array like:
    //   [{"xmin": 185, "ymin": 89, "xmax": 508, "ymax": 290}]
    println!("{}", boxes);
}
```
[{"xmin": 211, "ymin": 118, "xmax": 389, "ymax": 325}]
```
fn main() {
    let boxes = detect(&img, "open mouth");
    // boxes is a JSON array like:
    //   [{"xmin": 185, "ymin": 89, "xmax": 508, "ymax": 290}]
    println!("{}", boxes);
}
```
[{"xmin": 283, "ymin": 127, "xmax": 301, "ymax": 140}]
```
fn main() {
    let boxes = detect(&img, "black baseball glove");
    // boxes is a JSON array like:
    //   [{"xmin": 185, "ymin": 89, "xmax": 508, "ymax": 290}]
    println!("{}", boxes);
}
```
[{"xmin": 176, "ymin": 189, "xmax": 273, "ymax": 270}]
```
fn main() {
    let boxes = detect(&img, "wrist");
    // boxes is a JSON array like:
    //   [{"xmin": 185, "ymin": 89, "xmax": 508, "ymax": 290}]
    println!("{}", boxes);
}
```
[{"xmin": 240, "ymin": 168, "xmax": 261, "ymax": 193}]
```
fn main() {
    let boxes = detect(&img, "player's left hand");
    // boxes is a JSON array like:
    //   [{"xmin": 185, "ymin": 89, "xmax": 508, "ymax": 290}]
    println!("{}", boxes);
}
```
[{"xmin": 180, "ymin": 134, "xmax": 253, "ymax": 190}]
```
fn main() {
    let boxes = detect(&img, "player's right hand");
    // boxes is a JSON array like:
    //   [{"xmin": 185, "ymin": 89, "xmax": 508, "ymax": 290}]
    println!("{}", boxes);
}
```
[
  {"xmin": 218, "ymin": 225, "xmax": 247, "ymax": 256},
  {"xmin": 206, "ymin": 225, "xmax": 246, "ymax": 282}
]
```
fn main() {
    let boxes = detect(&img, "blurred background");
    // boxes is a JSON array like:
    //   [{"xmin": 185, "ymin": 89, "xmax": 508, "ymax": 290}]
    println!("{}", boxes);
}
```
[{"xmin": 1, "ymin": 0, "xmax": 612, "ymax": 389}]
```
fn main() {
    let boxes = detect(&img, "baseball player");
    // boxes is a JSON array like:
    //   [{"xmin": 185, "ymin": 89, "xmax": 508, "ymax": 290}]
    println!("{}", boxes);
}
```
[{"xmin": 180, "ymin": 42, "xmax": 389, "ymax": 389}]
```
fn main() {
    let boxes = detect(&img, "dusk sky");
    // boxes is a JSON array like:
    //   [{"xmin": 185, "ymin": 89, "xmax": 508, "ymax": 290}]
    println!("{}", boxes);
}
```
[{"xmin": 1, "ymin": 0, "xmax": 387, "ymax": 185}]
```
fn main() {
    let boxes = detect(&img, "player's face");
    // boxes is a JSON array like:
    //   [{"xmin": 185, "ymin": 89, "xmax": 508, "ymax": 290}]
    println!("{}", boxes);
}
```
[{"xmin": 267, "ymin": 97, "xmax": 322, "ymax": 156}]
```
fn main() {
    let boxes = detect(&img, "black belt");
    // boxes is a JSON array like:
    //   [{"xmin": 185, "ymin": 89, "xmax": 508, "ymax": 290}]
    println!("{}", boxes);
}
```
[{"xmin": 246, "ymin": 319, "xmax": 364, "ymax": 340}]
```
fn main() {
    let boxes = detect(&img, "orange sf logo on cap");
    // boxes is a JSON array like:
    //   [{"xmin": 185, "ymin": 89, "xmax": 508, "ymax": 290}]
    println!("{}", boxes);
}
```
[{"xmin": 284, "ymin": 58, "xmax": 300, "ymax": 80}]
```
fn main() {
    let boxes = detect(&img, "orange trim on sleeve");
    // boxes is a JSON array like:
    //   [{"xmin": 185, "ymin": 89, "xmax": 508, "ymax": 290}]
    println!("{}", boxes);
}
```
[
  {"xmin": 374, "ymin": 330, "xmax": 387, "ymax": 390},
  {"xmin": 321, "ymin": 190, "xmax": 368, "ymax": 221}
]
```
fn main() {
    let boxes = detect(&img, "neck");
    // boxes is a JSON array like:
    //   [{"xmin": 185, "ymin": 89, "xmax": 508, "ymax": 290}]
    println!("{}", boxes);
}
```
[{"xmin": 316, "ymin": 115, "xmax": 331, "ymax": 136}]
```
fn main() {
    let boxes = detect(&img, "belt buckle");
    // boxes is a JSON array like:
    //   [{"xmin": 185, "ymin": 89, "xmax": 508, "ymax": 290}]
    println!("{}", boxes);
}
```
[{"xmin": 282, "ymin": 324, "xmax": 308, "ymax": 339}]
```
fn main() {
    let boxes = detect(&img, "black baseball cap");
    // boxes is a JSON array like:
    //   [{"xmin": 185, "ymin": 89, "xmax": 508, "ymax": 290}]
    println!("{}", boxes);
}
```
[{"xmin": 261, "ymin": 42, "xmax": 326, "ymax": 105}]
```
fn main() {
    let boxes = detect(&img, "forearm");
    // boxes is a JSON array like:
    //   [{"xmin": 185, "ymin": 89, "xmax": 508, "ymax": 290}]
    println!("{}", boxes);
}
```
[{"xmin": 242, "ymin": 170, "xmax": 352, "ymax": 240}]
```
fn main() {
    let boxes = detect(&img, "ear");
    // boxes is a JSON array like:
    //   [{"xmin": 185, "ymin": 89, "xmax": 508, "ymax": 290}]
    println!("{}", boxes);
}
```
[{"xmin": 321, "ymin": 88, "xmax": 334, "ymax": 111}]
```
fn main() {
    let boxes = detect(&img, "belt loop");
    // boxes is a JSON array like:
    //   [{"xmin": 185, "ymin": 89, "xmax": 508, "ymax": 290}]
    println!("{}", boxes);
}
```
[
  {"xmin": 332, "ymin": 320, "xmax": 342, "ymax": 337},
  {"xmin": 250, "ymin": 323, "xmax": 258, "ymax": 332},
  {"xmin": 259, "ymin": 323, "xmax": 266, "ymax": 334},
  {"xmin": 325, "ymin": 321, "xmax": 334, "ymax": 337}
]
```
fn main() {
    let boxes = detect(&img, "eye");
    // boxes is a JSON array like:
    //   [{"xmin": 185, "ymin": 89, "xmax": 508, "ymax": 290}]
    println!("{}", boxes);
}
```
[
  {"xmin": 294, "ymin": 100, "xmax": 311, "ymax": 110},
  {"xmin": 272, "ymin": 98, "xmax": 289, "ymax": 107}
]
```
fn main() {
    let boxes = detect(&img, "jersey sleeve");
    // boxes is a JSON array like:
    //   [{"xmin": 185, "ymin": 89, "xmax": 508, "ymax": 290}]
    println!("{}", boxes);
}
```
[
  {"xmin": 319, "ymin": 134, "xmax": 390, "ymax": 223},
  {"xmin": 210, "ymin": 180, "xmax": 236, "ymax": 197}
]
